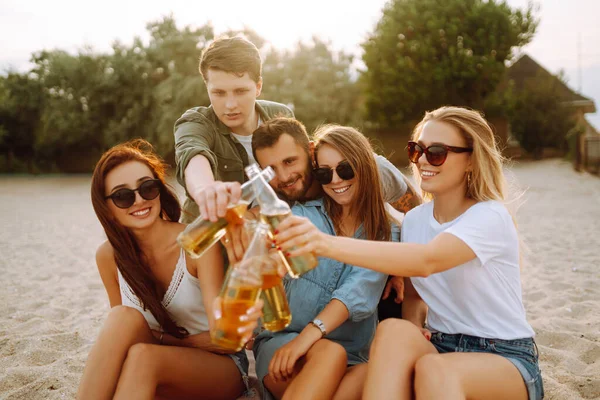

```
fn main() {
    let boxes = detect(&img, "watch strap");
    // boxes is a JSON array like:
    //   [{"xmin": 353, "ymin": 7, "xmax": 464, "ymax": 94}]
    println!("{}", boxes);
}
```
[{"xmin": 310, "ymin": 319, "xmax": 327, "ymax": 337}]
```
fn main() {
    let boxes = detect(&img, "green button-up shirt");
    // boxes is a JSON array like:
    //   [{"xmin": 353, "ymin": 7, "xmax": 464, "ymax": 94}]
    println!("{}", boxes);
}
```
[{"xmin": 174, "ymin": 100, "xmax": 294, "ymax": 222}]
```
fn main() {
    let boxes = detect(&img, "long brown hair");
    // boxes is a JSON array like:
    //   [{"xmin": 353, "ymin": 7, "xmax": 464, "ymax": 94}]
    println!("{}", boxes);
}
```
[
  {"xmin": 91, "ymin": 139, "xmax": 188, "ymax": 338},
  {"xmin": 313, "ymin": 125, "xmax": 391, "ymax": 241}
]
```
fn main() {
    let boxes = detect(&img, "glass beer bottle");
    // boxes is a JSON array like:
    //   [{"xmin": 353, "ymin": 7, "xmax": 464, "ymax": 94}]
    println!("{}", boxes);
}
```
[
  {"xmin": 177, "ymin": 166, "xmax": 275, "ymax": 259},
  {"xmin": 243, "ymin": 219, "xmax": 293, "ymax": 331},
  {"xmin": 210, "ymin": 223, "xmax": 270, "ymax": 351},
  {"xmin": 260, "ymin": 252, "xmax": 292, "ymax": 331},
  {"xmin": 245, "ymin": 164, "xmax": 318, "ymax": 278}
]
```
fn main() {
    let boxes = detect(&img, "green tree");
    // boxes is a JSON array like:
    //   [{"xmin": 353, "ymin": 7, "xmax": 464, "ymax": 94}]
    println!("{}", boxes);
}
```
[
  {"xmin": 361, "ymin": 0, "xmax": 538, "ymax": 128},
  {"xmin": 144, "ymin": 16, "xmax": 214, "ymax": 157},
  {"xmin": 261, "ymin": 37, "xmax": 361, "ymax": 133},
  {"xmin": 0, "ymin": 72, "xmax": 45, "ymax": 172},
  {"xmin": 507, "ymin": 72, "xmax": 578, "ymax": 159}
]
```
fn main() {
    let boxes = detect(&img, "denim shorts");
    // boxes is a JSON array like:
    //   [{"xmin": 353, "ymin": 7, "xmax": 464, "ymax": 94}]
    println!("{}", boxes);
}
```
[
  {"xmin": 228, "ymin": 350, "xmax": 258, "ymax": 397},
  {"xmin": 430, "ymin": 332, "xmax": 544, "ymax": 400}
]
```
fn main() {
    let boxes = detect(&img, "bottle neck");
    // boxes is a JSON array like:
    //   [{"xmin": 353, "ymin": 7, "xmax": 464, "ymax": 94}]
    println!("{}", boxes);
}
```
[
  {"xmin": 240, "ymin": 165, "xmax": 276, "ymax": 204},
  {"xmin": 243, "ymin": 225, "xmax": 270, "ymax": 259},
  {"xmin": 245, "ymin": 168, "xmax": 281, "ymax": 207}
]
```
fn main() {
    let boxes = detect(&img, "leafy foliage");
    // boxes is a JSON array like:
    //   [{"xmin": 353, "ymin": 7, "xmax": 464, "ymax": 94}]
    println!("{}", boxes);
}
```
[
  {"xmin": 0, "ymin": 17, "xmax": 359, "ymax": 172},
  {"xmin": 507, "ymin": 71, "xmax": 579, "ymax": 158},
  {"xmin": 361, "ymin": 0, "xmax": 538, "ymax": 128}
]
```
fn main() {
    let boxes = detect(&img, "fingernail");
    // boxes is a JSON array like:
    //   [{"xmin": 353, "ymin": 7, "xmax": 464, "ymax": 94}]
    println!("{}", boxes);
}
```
[
  {"xmin": 239, "ymin": 315, "xmax": 248, "ymax": 322},
  {"xmin": 286, "ymin": 253, "xmax": 291, "ymax": 257},
  {"xmin": 277, "ymin": 246, "xmax": 282, "ymax": 251},
  {"xmin": 274, "ymin": 230, "xmax": 279, "ymax": 234},
  {"xmin": 237, "ymin": 327, "xmax": 245, "ymax": 334}
]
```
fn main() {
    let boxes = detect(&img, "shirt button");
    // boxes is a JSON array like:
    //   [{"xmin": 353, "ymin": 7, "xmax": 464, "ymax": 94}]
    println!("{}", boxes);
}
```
[
  {"xmin": 328, "ymin": 287, "xmax": 334, "ymax": 293},
  {"xmin": 224, "ymin": 164, "xmax": 228, "ymax": 169}
]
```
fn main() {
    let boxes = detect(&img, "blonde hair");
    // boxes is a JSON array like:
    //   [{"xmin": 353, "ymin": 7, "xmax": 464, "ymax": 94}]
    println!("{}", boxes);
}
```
[
  {"xmin": 313, "ymin": 125, "xmax": 391, "ymax": 241},
  {"xmin": 411, "ymin": 106, "xmax": 507, "ymax": 202}
]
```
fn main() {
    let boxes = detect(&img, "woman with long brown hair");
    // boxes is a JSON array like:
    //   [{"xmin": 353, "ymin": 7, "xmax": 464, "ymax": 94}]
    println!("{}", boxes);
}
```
[
  {"xmin": 78, "ymin": 139, "xmax": 260, "ymax": 400},
  {"xmin": 274, "ymin": 107, "xmax": 544, "ymax": 400},
  {"xmin": 252, "ymin": 124, "xmax": 400, "ymax": 400}
]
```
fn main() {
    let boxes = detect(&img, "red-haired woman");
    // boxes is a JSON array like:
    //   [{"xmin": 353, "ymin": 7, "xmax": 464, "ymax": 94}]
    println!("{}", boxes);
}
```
[{"xmin": 78, "ymin": 139, "xmax": 260, "ymax": 400}]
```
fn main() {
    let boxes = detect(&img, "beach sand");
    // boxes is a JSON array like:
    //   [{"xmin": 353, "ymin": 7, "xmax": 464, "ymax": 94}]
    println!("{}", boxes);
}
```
[{"xmin": 0, "ymin": 158, "xmax": 598, "ymax": 399}]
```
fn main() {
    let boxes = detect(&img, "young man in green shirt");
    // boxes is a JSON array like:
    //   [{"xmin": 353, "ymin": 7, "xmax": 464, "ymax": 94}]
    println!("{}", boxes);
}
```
[{"xmin": 174, "ymin": 36, "xmax": 293, "ymax": 223}]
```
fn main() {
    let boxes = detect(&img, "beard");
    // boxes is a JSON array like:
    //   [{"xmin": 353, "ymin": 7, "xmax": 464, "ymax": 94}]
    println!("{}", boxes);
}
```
[{"xmin": 275, "ymin": 164, "xmax": 314, "ymax": 202}]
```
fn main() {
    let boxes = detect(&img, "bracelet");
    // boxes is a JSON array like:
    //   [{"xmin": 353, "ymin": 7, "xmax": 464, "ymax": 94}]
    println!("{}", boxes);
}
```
[{"xmin": 159, "ymin": 332, "xmax": 164, "ymax": 345}]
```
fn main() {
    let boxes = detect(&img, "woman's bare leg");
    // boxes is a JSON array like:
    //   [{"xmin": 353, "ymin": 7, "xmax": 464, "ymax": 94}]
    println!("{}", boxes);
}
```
[
  {"xmin": 414, "ymin": 352, "xmax": 528, "ymax": 400},
  {"xmin": 113, "ymin": 343, "xmax": 245, "ymax": 400},
  {"xmin": 77, "ymin": 306, "xmax": 155, "ymax": 400},
  {"xmin": 264, "ymin": 339, "xmax": 347, "ymax": 400},
  {"xmin": 363, "ymin": 319, "xmax": 438, "ymax": 400},
  {"xmin": 333, "ymin": 364, "xmax": 368, "ymax": 400}
]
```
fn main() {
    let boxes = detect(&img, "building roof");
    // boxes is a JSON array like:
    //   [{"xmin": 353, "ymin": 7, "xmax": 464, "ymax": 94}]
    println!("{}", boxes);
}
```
[{"xmin": 507, "ymin": 54, "xmax": 596, "ymax": 113}]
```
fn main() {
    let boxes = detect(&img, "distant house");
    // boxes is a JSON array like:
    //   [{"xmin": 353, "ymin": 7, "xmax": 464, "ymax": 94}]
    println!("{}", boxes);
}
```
[{"xmin": 492, "ymin": 54, "xmax": 598, "ymax": 172}]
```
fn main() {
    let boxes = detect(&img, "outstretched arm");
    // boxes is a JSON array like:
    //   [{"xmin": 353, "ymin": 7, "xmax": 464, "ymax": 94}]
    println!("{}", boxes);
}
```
[{"xmin": 274, "ymin": 216, "xmax": 477, "ymax": 277}]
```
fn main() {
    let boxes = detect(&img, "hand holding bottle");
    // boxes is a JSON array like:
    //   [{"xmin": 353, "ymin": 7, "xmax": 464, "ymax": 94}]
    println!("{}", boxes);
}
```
[
  {"xmin": 191, "ymin": 181, "xmax": 242, "ymax": 222},
  {"xmin": 272, "ymin": 215, "xmax": 331, "ymax": 258}
]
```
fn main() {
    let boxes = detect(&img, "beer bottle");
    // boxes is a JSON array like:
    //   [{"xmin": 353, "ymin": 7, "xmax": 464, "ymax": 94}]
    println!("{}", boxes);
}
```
[
  {"xmin": 177, "ymin": 166, "xmax": 275, "ymax": 259},
  {"xmin": 244, "ymin": 164, "xmax": 318, "ymax": 278},
  {"xmin": 244, "ymin": 220, "xmax": 292, "ymax": 331},
  {"xmin": 210, "ymin": 222, "xmax": 270, "ymax": 351}
]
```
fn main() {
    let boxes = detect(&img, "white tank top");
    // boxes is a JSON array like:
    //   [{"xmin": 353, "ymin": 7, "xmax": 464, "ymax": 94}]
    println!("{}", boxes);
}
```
[{"xmin": 118, "ymin": 249, "xmax": 209, "ymax": 334}]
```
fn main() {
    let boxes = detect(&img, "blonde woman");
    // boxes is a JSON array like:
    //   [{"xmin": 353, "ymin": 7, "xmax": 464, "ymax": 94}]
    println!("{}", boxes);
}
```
[{"xmin": 274, "ymin": 107, "xmax": 544, "ymax": 400}]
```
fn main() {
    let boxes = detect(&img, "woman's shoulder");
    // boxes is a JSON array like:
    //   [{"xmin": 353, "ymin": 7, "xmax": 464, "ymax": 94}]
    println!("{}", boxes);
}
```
[
  {"xmin": 467, "ymin": 200, "xmax": 512, "ymax": 222},
  {"xmin": 96, "ymin": 240, "xmax": 117, "ymax": 275},
  {"xmin": 403, "ymin": 201, "xmax": 432, "ymax": 224},
  {"xmin": 96, "ymin": 240, "xmax": 114, "ymax": 262}
]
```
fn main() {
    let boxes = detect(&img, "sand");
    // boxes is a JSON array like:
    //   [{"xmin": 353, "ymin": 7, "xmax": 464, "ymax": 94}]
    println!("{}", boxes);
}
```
[{"xmin": 0, "ymin": 158, "xmax": 598, "ymax": 399}]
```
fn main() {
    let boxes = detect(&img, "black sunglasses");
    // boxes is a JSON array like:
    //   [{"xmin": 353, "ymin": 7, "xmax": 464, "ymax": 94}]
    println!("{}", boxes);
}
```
[
  {"xmin": 407, "ymin": 141, "xmax": 473, "ymax": 166},
  {"xmin": 313, "ymin": 160, "xmax": 355, "ymax": 185},
  {"xmin": 105, "ymin": 179, "xmax": 162, "ymax": 209}
]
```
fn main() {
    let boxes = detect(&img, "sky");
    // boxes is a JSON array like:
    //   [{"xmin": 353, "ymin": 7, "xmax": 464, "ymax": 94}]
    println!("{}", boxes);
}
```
[{"xmin": 1, "ymin": 0, "xmax": 599, "ymax": 128}]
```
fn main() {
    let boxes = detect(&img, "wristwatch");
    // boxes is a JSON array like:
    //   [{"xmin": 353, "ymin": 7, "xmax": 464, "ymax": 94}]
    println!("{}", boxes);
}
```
[{"xmin": 310, "ymin": 319, "xmax": 327, "ymax": 337}]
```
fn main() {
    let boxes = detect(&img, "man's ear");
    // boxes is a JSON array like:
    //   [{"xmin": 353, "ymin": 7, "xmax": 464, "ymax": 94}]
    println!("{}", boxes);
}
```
[
  {"xmin": 309, "ymin": 141, "xmax": 316, "ymax": 166},
  {"xmin": 256, "ymin": 77, "xmax": 263, "ymax": 97}
]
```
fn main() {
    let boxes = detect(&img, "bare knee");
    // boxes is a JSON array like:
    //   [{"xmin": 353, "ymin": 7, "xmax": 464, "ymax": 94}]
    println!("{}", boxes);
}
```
[
  {"xmin": 106, "ymin": 305, "xmax": 148, "ymax": 332},
  {"xmin": 307, "ymin": 339, "xmax": 346, "ymax": 364},
  {"xmin": 414, "ymin": 354, "xmax": 448, "ymax": 387},
  {"xmin": 373, "ymin": 319, "xmax": 421, "ymax": 348},
  {"xmin": 125, "ymin": 343, "xmax": 156, "ymax": 365}
]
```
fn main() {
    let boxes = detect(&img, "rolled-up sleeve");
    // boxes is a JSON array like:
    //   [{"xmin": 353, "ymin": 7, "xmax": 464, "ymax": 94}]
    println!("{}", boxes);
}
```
[
  {"xmin": 332, "ymin": 267, "xmax": 387, "ymax": 322},
  {"xmin": 174, "ymin": 116, "xmax": 217, "ymax": 189},
  {"xmin": 375, "ymin": 154, "xmax": 408, "ymax": 203}
]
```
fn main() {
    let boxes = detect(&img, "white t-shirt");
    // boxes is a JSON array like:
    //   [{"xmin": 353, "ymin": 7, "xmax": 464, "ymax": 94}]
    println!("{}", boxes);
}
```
[
  {"xmin": 230, "ymin": 132, "xmax": 256, "ymax": 165},
  {"xmin": 404, "ymin": 200, "xmax": 535, "ymax": 340},
  {"xmin": 230, "ymin": 116, "xmax": 262, "ymax": 166}
]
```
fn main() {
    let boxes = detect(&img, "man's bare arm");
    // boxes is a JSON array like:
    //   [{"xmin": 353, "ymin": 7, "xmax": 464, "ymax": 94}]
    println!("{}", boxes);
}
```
[
  {"xmin": 389, "ymin": 177, "xmax": 423, "ymax": 214},
  {"xmin": 185, "ymin": 155, "xmax": 241, "ymax": 221}
]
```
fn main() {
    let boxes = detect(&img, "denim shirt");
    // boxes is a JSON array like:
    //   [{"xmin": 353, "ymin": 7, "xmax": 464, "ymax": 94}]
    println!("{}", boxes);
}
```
[{"xmin": 255, "ymin": 198, "xmax": 400, "ymax": 364}]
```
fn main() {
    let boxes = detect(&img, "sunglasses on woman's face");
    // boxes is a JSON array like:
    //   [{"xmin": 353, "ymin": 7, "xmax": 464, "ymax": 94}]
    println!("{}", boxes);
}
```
[
  {"xmin": 407, "ymin": 141, "xmax": 473, "ymax": 167},
  {"xmin": 105, "ymin": 179, "xmax": 161, "ymax": 209},
  {"xmin": 313, "ymin": 160, "xmax": 355, "ymax": 185}
]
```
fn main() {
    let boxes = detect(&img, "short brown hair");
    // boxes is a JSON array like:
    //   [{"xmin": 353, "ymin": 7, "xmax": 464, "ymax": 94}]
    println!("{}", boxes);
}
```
[
  {"xmin": 199, "ymin": 36, "xmax": 262, "ymax": 83},
  {"xmin": 252, "ymin": 117, "xmax": 310, "ymax": 161}
]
